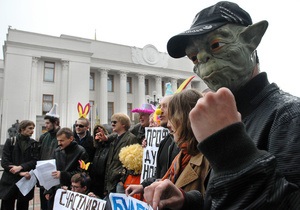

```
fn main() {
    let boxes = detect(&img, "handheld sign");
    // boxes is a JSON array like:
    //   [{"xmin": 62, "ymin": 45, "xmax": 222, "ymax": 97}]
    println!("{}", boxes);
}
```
[
  {"xmin": 140, "ymin": 127, "xmax": 169, "ymax": 183},
  {"xmin": 54, "ymin": 189, "xmax": 106, "ymax": 210},
  {"xmin": 109, "ymin": 193, "xmax": 152, "ymax": 210}
]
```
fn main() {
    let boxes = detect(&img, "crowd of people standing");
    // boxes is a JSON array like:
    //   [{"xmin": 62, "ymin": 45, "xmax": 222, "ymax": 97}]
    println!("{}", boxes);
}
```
[
  {"xmin": 0, "ymin": 96, "xmax": 187, "ymax": 210},
  {"xmin": 1, "ymin": 1, "xmax": 300, "ymax": 210}
]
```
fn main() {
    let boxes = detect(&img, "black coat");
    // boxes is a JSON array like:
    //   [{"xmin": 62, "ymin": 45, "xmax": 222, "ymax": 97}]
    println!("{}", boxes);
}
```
[
  {"xmin": 89, "ymin": 140, "xmax": 111, "ymax": 198},
  {"xmin": 53, "ymin": 141, "xmax": 89, "ymax": 187},
  {"xmin": 183, "ymin": 73, "xmax": 300, "ymax": 209},
  {"xmin": 156, "ymin": 134, "xmax": 179, "ymax": 178},
  {"xmin": 0, "ymin": 134, "xmax": 39, "ymax": 200},
  {"xmin": 130, "ymin": 123, "xmax": 145, "ymax": 144},
  {"xmin": 74, "ymin": 130, "xmax": 95, "ymax": 162}
]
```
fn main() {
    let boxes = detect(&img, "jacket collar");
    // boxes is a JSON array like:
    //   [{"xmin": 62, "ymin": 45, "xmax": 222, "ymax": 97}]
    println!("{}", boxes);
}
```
[
  {"xmin": 234, "ymin": 72, "xmax": 273, "ymax": 119},
  {"xmin": 175, "ymin": 153, "xmax": 204, "ymax": 188}
]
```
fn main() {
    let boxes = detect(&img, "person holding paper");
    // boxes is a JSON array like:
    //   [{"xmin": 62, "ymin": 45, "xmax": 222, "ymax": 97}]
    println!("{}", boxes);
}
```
[
  {"xmin": 45, "ymin": 127, "xmax": 89, "ymax": 210},
  {"xmin": 0, "ymin": 120, "xmax": 40, "ymax": 210}
]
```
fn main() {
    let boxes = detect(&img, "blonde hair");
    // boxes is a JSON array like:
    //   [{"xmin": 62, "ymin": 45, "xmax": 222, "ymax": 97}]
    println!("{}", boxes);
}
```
[{"xmin": 111, "ymin": 113, "xmax": 131, "ymax": 130}]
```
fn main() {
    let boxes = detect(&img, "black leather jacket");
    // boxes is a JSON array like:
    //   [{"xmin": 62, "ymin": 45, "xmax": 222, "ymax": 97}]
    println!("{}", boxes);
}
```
[
  {"xmin": 183, "ymin": 73, "xmax": 300, "ymax": 209},
  {"xmin": 53, "ymin": 141, "xmax": 89, "ymax": 187}
]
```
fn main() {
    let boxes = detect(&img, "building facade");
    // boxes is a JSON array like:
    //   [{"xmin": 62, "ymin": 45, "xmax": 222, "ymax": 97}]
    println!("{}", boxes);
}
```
[{"xmin": 0, "ymin": 29, "xmax": 207, "ymax": 144}]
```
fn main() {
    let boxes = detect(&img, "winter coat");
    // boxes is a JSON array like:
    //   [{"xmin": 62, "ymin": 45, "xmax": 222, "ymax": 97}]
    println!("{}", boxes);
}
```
[
  {"xmin": 89, "ymin": 140, "xmax": 111, "ymax": 198},
  {"xmin": 130, "ymin": 123, "xmax": 145, "ymax": 144},
  {"xmin": 53, "ymin": 141, "xmax": 89, "ymax": 187},
  {"xmin": 39, "ymin": 127, "xmax": 59, "ymax": 160},
  {"xmin": 174, "ymin": 153, "xmax": 209, "ymax": 195},
  {"xmin": 0, "ymin": 134, "xmax": 39, "ymax": 200},
  {"xmin": 104, "ymin": 131, "xmax": 138, "ymax": 193},
  {"xmin": 74, "ymin": 130, "xmax": 95, "ymax": 162},
  {"xmin": 183, "ymin": 73, "xmax": 300, "ymax": 209}
]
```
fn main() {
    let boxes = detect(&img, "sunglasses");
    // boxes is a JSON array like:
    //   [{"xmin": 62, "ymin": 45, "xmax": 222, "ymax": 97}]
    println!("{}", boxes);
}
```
[
  {"xmin": 75, "ymin": 124, "xmax": 85, "ymax": 128},
  {"xmin": 111, "ymin": 121, "xmax": 117, "ymax": 125}
]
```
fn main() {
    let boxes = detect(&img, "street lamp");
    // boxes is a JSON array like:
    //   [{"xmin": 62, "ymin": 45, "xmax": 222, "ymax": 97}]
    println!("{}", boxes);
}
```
[{"xmin": 146, "ymin": 91, "xmax": 160, "ymax": 106}]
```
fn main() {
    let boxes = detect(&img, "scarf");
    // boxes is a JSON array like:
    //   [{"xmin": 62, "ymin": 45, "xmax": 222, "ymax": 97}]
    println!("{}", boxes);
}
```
[{"xmin": 162, "ymin": 142, "xmax": 191, "ymax": 183}]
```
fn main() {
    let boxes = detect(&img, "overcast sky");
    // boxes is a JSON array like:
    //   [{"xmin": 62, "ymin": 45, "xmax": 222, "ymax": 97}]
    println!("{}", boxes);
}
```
[{"xmin": 1, "ymin": 0, "xmax": 299, "ymax": 96}]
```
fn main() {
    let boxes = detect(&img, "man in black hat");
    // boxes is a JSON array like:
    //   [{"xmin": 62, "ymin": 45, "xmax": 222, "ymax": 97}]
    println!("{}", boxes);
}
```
[{"xmin": 143, "ymin": 1, "xmax": 300, "ymax": 209}]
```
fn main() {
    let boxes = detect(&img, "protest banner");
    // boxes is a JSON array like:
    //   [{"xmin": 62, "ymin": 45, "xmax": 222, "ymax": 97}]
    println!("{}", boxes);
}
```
[
  {"xmin": 140, "ymin": 127, "xmax": 169, "ymax": 183},
  {"xmin": 109, "ymin": 193, "xmax": 152, "ymax": 210},
  {"xmin": 54, "ymin": 189, "xmax": 106, "ymax": 210}
]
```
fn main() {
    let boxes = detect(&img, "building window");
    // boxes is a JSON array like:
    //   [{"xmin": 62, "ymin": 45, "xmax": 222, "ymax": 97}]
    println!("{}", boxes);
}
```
[
  {"xmin": 42, "ymin": 94, "xmax": 53, "ymax": 115},
  {"xmin": 127, "ymin": 103, "xmax": 132, "ymax": 120},
  {"xmin": 44, "ymin": 62, "xmax": 55, "ymax": 82},
  {"xmin": 162, "ymin": 81, "xmax": 165, "ymax": 96},
  {"xmin": 108, "ymin": 75, "xmax": 114, "ymax": 92},
  {"xmin": 127, "ymin": 77, "xmax": 132, "ymax": 93},
  {"xmin": 108, "ymin": 102, "xmax": 114, "ymax": 122},
  {"xmin": 145, "ymin": 79, "xmax": 149, "ymax": 95},
  {"xmin": 90, "ymin": 73, "xmax": 95, "ymax": 90}
]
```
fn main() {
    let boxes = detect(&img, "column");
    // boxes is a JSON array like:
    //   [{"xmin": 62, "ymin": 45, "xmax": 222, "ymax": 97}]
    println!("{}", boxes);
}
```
[
  {"xmin": 171, "ymin": 78, "xmax": 178, "ymax": 94},
  {"xmin": 29, "ymin": 57, "xmax": 39, "ymax": 124},
  {"xmin": 154, "ymin": 76, "xmax": 162, "ymax": 99},
  {"xmin": 60, "ymin": 60, "xmax": 69, "ymax": 127},
  {"xmin": 137, "ymin": 74, "xmax": 146, "ymax": 106},
  {"xmin": 119, "ymin": 71, "xmax": 127, "ymax": 114},
  {"xmin": 99, "ymin": 69, "xmax": 108, "ymax": 123}
]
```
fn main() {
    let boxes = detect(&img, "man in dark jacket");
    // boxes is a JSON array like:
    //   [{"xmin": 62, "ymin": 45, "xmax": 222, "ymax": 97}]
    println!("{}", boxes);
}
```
[
  {"xmin": 104, "ymin": 113, "xmax": 138, "ymax": 194},
  {"xmin": 45, "ymin": 127, "xmax": 89, "ymax": 210},
  {"xmin": 38, "ymin": 105, "xmax": 60, "ymax": 210},
  {"xmin": 143, "ymin": 1, "xmax": 300, "ymax": 209},
  {"xmin": 74, "ymin": 117, "xmax": 95, "ymax": 162},
  {"xmin": 0, "ymin": 120, "xmax": 39, "ymax": 210}
]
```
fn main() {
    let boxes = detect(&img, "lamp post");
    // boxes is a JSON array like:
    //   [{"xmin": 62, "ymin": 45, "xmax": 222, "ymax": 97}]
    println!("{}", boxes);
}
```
[{"xmin": 146, "ymin": 91, "xmax": 160, "ymax": 106}]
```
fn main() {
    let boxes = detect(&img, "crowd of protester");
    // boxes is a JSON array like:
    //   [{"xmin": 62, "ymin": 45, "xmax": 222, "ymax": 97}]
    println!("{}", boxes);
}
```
[{"xmin": 1, "ymin": 1, "xmax": 300, "ymax": 210}]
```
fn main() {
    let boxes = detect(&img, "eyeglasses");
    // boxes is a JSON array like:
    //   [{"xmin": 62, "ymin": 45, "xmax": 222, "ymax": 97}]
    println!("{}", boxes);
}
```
[
  {"xmin": 111, "ymin": 121, "xmax": 117, "ymax": 125},
  {"xmin": 75, "ymin": 124, "xmax": 85, "ymax": 128}
]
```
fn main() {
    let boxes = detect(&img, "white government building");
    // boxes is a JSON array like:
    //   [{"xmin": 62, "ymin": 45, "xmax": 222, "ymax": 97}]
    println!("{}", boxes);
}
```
[{"xmin": 0, "ymin": 28, "xmax": 207, "ymax": 144}]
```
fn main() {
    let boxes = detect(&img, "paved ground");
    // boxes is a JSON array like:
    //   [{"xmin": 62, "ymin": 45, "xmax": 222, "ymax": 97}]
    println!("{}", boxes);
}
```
[
  {"xmin": 29, "ymin": 187, "xmax": 41, "ymax": 210},
  {"xmin": 0, "ymin": 163, "xmax": 41, "ymax": 209}
]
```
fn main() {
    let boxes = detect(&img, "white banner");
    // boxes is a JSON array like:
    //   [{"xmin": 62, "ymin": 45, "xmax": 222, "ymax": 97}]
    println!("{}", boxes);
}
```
[
  {"xmin": 109, "ymin": 193, "xmax": 152, "ymax": 210},
  {"xmin": 140, "ymin": 127, "xmax": 169, "ymax": 183},
  {"xmin": 54, "ymin": 189, "xmax": 106, "ymax": 210}
]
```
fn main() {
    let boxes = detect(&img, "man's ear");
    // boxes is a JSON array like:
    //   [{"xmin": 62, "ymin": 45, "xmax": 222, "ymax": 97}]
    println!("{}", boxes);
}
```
[{"xmin": 239, "ymin": 20, "xmax": 269, "ymax": 52}]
